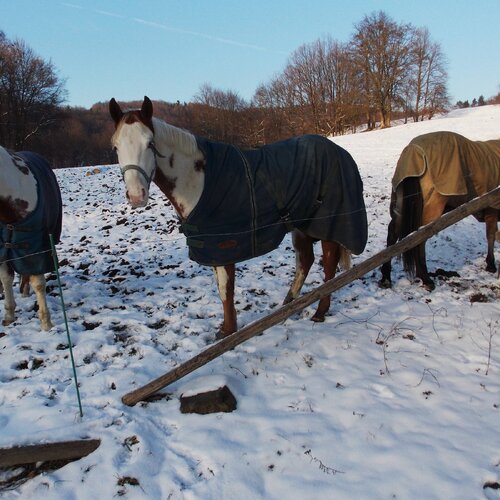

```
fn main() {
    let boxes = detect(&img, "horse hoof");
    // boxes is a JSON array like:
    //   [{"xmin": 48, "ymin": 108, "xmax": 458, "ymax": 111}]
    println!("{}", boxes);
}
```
[
  {"xmin": 378, "ymin": 278, "xmax": 392, "ymax": 289},
  {"xmin": 486, "ymin": 265, "xmax": 497, "ymax": 273},
  {"xmin": 311, "ymin": 314, "xmax": 325, "ymax": 323},
  {"xmin": 423, "ymin": 281, "xmax": 435, "ymax": 292},
  {"xmin": 41, "ymin": 321, "xmax": 54, "ymax": 331},
  {"xmin": 215, "ymin": 330, "xmax": 233, "ymax": 341},
  {"xmin": 2, "ymin": 318, "xmax": 14, "ymax": 327}
]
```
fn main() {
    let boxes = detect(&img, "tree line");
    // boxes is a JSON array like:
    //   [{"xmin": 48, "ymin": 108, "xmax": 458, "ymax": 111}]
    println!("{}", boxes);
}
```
[{"xmin": 1, "ymin": 12, "xmax": 499, "ymax": 168}]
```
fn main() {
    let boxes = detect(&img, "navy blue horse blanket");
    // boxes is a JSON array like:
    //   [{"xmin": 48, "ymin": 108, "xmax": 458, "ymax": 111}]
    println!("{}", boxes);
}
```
[
  {"xmin": 0, "ymin": 152, "xmax": 62, "ymax": 275},
  {"xmin": 181, "ymin": 134, "xmax": 367, "ymax": 266}
]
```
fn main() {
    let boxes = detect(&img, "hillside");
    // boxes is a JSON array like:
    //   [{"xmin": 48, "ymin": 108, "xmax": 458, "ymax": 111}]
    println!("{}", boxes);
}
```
[{"xmin": 1, "ymin": 106, "xmax": 499, "ymax": 499}]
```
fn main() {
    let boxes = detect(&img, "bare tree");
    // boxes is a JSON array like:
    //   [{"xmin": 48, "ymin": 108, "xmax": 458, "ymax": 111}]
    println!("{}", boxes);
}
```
[
  {"xmin": 489, "ymin": 85, "xmax": 500, "ymax": 104},
  {"xmin": 286, "ymin": 41, "xmax": 327, "ymax": 133},
  {"xmin": 321, "ymin": 40, "xmax": 363, "ymax": 134},
  {"xmin": 255, "ymin": 68, "xmax": 311, "ymax": 142},
  {"xmin": 0, "ymin": 34, "xmax": 66, "ymax": 149},
  {"xmin": 193, "ymin": 83, "xmax": 247, "ymax": 144},
  {"xmin": 352, "ymin": 11, "xmax": 414, "ymax": 128},
  {"xmin": 253, "ymin": 78, "xmax": 293, "ymax": 142},
  {"xmin": 195, "ymin": 83, "xmax": 245, "ymax": 112},
  {"xmin": 411, "ymin": 28, "xmax": 449, "ymax": 121},
  {"xmin": 255, "ymin": 37, "xmax": 362, "ymax": 138}
]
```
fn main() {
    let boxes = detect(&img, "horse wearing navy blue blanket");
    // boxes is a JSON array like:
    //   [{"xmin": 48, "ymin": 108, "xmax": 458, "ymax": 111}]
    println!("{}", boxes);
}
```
[
  {"xmin": 110, "ymin": 97, "xmax": 367, "ymax": 339},
  {"xmin": 0, "ymin": 146, "xmax": 62, "ymax": 330}
]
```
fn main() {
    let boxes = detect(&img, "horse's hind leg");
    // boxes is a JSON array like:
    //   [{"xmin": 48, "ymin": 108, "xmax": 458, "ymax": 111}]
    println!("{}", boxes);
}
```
[
  {"xmin": 283, "ymin": 230, "xmax": 315, "ymax": 305},
  {"xmin": 484, "ymin": 208, "xmax": 498, "ymax": 273},
  {"xmin": 20, "ymin": 274, "xmax": 30, "ymax": 296},
  {"xmin": 413, "ymin": 242, "xmax": 434, "ymax": 290},
  {"xmin": 312, "ymin": 241, "xmax": 343, "ymax": 322},
  {"xmin": 379, "ymin": 218, "xmax": 399, "ymax": 288},
  {"xmin": 0, "ymin": 263, "xmax": 16, "ymax": 326},
  {"xmin": 30, "ymin": 274, "xmax": 53, "ymax": 331},
  {"xmin": 380, "ymin": 188, "xmax": 402, "ymax": 288},
  {"xmin": 415, "ymin": 186, "xmax": 447, "ymax": 291},
  {"xmin": 214, "ymin": 264, "xmax": 237, "ymax": 339}
]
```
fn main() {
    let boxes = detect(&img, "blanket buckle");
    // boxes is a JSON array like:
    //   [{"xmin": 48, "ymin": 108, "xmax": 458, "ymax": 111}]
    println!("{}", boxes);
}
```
[{"xmin": 279, "ymin": 211, "xmax": 294, "ymax": 231}]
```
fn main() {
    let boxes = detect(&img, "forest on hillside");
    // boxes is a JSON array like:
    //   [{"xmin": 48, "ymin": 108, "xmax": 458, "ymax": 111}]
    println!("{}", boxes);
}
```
[{"xmin": 1, "ymin": 12, "xmax": 499, "ymax": 167}]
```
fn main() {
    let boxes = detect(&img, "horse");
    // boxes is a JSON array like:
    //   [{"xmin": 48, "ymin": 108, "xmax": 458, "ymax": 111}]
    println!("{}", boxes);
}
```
[
  {"xmin": 109, "ymin": 96, "xmax": 367, "ymax": 339},
  {"xmin": 379, "ymin": 131, "xmax": 500, "ymax": 291},
  {"xmin": 0, "ymin": 146, "xmax": 62, "ymax": 330}
]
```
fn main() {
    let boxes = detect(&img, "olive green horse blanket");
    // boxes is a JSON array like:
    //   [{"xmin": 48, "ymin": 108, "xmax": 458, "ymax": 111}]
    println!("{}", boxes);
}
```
[{"xmin": 392, "ymin": 131, "xmax": 500, "ymax": 210}]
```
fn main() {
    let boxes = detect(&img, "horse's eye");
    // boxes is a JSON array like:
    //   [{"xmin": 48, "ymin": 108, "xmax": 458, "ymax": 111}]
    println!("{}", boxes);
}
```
[{"xmin": 112, "ymin": 146, "xmax": 117, "ymax": 153}]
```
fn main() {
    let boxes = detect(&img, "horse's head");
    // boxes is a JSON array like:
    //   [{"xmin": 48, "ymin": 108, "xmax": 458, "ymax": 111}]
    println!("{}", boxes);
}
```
[{"xmin": 109, "ymin": 96, "xmax": 159, "ymax": 208}]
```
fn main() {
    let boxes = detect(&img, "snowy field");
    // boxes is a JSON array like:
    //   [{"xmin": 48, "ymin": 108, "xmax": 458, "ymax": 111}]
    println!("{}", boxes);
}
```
[{"xmin": 1, "ymin": 105, "xmax": 499, "ymax": 499}]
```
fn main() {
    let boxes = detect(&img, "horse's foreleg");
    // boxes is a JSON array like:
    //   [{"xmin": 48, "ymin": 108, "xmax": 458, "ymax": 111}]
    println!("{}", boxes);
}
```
[
  {"xmin": 484, "ymin": 209, "xmax": 498, "ymax": 273},
  {"xmin": 283, "ymin": 230, "xmax": 314, "ymax": 304},
  {"xmin": 214, "ymin": 264, "xmax": 237, "ymax": 339},
  {"xmin": 379, "ymin": 218, "xmax": 398, "ymax": 288},
  {"xmin": 30, "ymin": 274, "xmax": 53, "ymax": 331},
  {"xmin": 312, "ymin": 241, "xmax": 341, "ymax": 322},
  {"xmin": 0, "ymin": 263, "xmax": 16, "ymax": 326}
]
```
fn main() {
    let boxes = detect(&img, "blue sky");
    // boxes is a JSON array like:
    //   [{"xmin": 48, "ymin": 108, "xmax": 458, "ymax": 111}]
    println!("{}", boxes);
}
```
[{"xmin": 2, "ymin": 0, "xmax": 499, "ymax": 108}]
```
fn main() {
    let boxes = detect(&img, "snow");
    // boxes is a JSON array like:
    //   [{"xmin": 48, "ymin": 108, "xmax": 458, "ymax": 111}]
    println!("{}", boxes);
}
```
[{"xmin": 1, "ymin": 105, "xmax": 500, "ymax": 499}]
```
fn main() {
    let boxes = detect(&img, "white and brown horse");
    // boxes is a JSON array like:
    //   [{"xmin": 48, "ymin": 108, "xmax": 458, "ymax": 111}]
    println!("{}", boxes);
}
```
[
  {"xmin": 380, "ymin": 131, "xmax": 500, "ymax": 290},
  {"xmin": 109, "ymin": 96, "xmax": 367, "ymax": 339},
  {"xmin": 0, "ymin": 146, "xmax": 62, "ymax": 330}
]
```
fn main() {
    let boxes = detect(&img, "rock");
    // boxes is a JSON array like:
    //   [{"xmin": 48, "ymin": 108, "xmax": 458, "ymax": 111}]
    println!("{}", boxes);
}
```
[{"xmin": 180, "ymin": 385, "xmax": 237, "ymax": 414}]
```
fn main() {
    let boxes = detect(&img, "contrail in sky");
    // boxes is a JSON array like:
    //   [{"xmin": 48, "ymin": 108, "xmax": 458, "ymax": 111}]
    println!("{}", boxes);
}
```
[
  {"xmin": 133, "ymin": 18, "xmax": 272, "ymax": 52},
  {"xmin": 61, "ymin": 2, "xmax": 286, "ymax": 54}
]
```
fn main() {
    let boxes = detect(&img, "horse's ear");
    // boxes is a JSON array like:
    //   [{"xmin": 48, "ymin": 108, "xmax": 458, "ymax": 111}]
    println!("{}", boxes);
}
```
[
  {"xmin": 141, "ymin": 96, "xmax": 153, "ymax": 121},
  {"xmin": 109, "ymin": 98, "xmax": 123, "ymax": 125}
]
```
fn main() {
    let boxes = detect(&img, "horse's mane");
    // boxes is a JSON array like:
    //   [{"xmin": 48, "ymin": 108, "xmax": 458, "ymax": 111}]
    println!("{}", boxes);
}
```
[{"xmin": 152, "ymin": 118, "xmax": 199, "ymax": 157}]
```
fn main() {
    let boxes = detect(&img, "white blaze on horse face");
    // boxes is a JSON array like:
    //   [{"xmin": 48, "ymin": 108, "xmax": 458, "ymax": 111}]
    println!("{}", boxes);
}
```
[{"xmin": 113, "ymin": 122, "xmax": 155, "ymax": 208}]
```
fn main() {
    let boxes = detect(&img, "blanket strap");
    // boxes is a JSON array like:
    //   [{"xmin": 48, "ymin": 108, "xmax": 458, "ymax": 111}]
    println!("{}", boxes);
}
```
[
  {"xmin": 179, "ymin": 223, "xmax": 198, "ymax": 233},
  {"xmin": 457, "ymin": 151, "xmax": 478, "ymax": 200},
  {"xmin": 0, "ymin": 222, "xmax": 30, "ymax": 265},
  {"xmin": 315, "ymin": 151, "xmax": 342, "ymax": 213},
  {"xmin": 179, "ymin": 222, "xmax": 205, "ymax": 249},
  {"xmin": 255, "ymin": 170, "xmax": 294, "ymax": 231}
]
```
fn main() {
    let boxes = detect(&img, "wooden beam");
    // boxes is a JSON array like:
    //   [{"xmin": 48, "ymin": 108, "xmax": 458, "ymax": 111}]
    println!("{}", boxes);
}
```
[
  {"xmin": 122, "ymin": 186, "xmax": 500, "ymax": 406},
  {"xmin": 0, "ymin": 439, "xmax": 101, "ymax": 468}
]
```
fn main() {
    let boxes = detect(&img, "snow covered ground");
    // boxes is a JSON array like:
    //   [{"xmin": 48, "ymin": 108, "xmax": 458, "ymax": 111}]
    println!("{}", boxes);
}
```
[{"xmin": 1, "ymin": 105, "xmax": 499, "ymax": 499}]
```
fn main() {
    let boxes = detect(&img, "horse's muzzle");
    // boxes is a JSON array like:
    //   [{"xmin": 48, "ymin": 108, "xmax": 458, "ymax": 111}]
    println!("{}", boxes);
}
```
[{"xmin": 126, "ymin": 189, "xmax": 147, "ymax": 208}]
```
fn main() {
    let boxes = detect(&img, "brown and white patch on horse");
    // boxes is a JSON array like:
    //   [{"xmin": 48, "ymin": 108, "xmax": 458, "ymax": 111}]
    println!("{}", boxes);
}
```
[
  {"xmin": 124, "ymin": 110, "xmax": 154, "ymax": 133},
  {"xmin": 0, "ymin": 149, "xmax": 37, "ymax": 216},
  {"xmin": 0, "ymin": 196, "xmax": 31, "ymax": 224},
  {"xmin": 109, "ymin": 97, "xmax": 154, "ymax": 135},
  {"xmin": 11, "ymin": 154, "xmax": 30, "ymax": 175},
  {"xmin": 111, "ymin": 111, "xmax": 154, "ymax": 141},
  {"xmin": 153, "ymin": 168, "xmax": 185, "ymax": 218},
  {"xmin": 194, "ymin": 159, "xmax": 206, "ymax": 172},
  {"xmin": 214, "ymin": 264, "xmax": 237, "ymax": 337}
]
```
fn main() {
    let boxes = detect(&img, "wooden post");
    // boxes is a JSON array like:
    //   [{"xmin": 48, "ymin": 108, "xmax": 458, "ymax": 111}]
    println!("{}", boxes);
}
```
[
  {"xmin": 122, "ymin": 186, "xmax": 500, "ymax": 406},
  {"xmin": 0, "ymin": 439, "xmax": 101, "ymax": 468}
]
